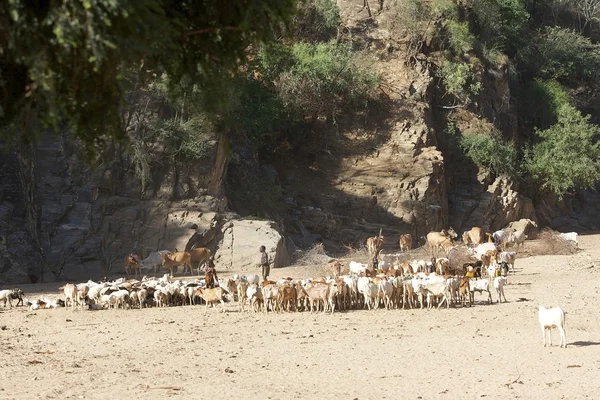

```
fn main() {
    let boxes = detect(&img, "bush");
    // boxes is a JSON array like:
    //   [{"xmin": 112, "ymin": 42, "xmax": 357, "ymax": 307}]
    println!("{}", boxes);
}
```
[
  {"xmin": 153, "ymin": 117, "xmax": 213, "ymax": 161},
  {"xmin": 518, "ymin": 27, "xmax": 600, "ymax": 82},
  {"xmin": 521, "ymin": 79, "xmax": 571, "ymax": 130},
  {"xmin": 293, "ymin": 0, "xmax": 341, "ymax": 43},
  {"xmin": 386, "ymin": 0, "xmax": 457, "ymax": 57},
  {"xmin": 470, "ymin": 0, "xmax": 529, "ymax": 53},
  {"xmin": 446, "ymin": 21, "xmax": 475, "ymax": 54},
  {"xmin": 276, "ymin": 41, "xmax": 379, "ymax": 121},
  {"xmin": 525, "ymin": 104, "xmax": 600, "ymax": 196},
  {"xmin": 436, "ymin": 61, "xmax": 481, "ymax": 105},
  {"xmin": 458, "ymin": 130, "xmax": 520, "ymax": 177}
]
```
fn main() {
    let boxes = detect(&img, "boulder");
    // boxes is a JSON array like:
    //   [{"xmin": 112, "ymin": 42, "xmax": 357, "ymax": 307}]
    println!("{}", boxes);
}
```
[
  {"xmin": 214, "ymin": 219, "xmax": 289, "ymax": 270},
  {"xmin": 507, "ymin": 218, "xmax": 539, "ymax": 239}
]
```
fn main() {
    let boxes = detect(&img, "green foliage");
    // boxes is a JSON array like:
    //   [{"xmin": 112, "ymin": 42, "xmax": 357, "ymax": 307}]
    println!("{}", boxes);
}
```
[
  {"xmin": 219, "ymin": 76, "xmax": 293, "ymax": 148},
  {"xmin": 518, "ymin": 27, "xmax": 600, "ymax": 82},
  {"xmin": 458, "ymin": 131, "xmax": 520, "ymax": 177},
  {"xmin": 521, "ymin": 79, "xmax": 571, "ymax": 130},
  {"xmin": 446, "ymin": 21, "xmax": 475, "ymax": 54},
  {"xmin": 293, "ymin": 0, "xmax": 340, "ymax": 42},
  {"xmin": 470, "ymin": 0, "xmax": 529, "ymax": 52},
  {"xmin": 0, "ymin": 0, "xmax": 296, "ymax": 152},
  {"xmin": 481, "ymin": 44, "xmax": 508, "ymax": 68},
  {"xmin": 525, "ymin": 104, "xmax": 600, "ymax": 196},
  {"xmin": 387, "ymin": 0, "xmax": 458, "ymax": 57},
  {"xmin": 154, "ymin": 117, "xmax": 213, "ymax": 161},
  {"xmin": 278, "ymin": 41, "xmax": 379, "ymax": 121},
  {"xmin": 436, "ymin": 61, "xmax": 481, "ymax": 105}
]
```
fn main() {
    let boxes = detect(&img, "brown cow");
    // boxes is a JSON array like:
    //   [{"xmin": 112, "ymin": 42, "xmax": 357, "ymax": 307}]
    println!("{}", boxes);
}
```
[
  {"xmin": 399, "ymin": 234, "xmax": 413, "ymax": 253},
  {"xmin": 189, "ymin": 247, "xmax": 211, "ymax": 275},
  {"xmin": 366, "ymin": 228, "xmax": 385, "ymax": 258},
  {"xmin": 160, "ymin": 251, "xmax": 192, "ymax": 276},
  {"xmin": 124, "ymin": 254, "xmax": 141, "ymax": 278},
  {"xmin": 462, "ymin": 227, "xmax": 484, "ymax": 246}
]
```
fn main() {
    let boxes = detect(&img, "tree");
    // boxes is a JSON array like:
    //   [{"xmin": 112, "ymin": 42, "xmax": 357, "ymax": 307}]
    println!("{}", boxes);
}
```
[
  {"xmin": 0, "ymin": 0, "xmax": 296, "ymax": 152},
  {"xmin": 526, "ymin": 104, "xmax": 600, "ymax": 196}
]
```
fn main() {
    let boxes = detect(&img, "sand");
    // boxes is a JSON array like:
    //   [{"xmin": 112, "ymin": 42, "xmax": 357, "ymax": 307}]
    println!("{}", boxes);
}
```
[{"xmin": 1, "ymin": 235, "xmax": 599, "ymax": 400}]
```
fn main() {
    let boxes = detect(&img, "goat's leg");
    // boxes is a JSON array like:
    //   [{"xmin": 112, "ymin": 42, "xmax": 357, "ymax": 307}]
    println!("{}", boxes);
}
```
[{"xmin": 559, "ymin": 326, "xmax": 566, "ymax": 348}]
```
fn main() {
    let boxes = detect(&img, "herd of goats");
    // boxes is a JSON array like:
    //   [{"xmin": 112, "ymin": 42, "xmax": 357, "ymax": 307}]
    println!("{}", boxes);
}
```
[{"xmin": 0, "ymin": 224, "xmax": 574, "ymax": 316}]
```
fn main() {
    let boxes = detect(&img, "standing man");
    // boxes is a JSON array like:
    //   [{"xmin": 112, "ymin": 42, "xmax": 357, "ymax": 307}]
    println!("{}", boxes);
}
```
[
  {"xmin": 259, "ymin": 245, "xmax": 270, "ymax": 282},
  {"xmin": 205, "ymin": 258, "xmax": 218, "ymax": 289}
]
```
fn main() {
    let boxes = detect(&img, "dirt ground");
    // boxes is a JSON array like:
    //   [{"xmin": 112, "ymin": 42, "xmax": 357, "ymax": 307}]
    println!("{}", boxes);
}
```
[{"xmin": 1, "ymin": 235, "xmax": 599, "ymax": 400}]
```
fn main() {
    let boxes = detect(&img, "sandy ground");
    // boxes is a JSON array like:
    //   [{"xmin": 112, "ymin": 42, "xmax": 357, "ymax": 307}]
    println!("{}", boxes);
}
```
[{"xmin": 1, "ymin": 235, "xmax": 599, "ymax": 400}]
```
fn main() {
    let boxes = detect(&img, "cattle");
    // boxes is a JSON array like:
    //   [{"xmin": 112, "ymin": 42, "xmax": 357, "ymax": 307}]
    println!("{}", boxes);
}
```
[
  {"xmin": 399, "ymin": 234, "xmax": 413, "ymax": 253},
  {"xmin": 189, "ymin": 247, "xmax": 211, "ymax": 274},
  {"xmin": 538, "ymin": 306, "xmax": 566, "ymax": 348},
  {"xmin": 462, "ymin": 227, "xmax": 484, "ymax": 246},
  {"xmin": 160, "ymin": 251, "xmax": 192, "ymax": 276},
  {"xmin": 141, "ymin": 250, "xmax": 172, "ymax": 274}
]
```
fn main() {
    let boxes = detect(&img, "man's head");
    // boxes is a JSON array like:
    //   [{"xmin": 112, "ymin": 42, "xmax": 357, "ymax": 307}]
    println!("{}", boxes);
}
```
[{"xmin": 259, "ymin": 245, "xmax": 266, "ymax": 252}]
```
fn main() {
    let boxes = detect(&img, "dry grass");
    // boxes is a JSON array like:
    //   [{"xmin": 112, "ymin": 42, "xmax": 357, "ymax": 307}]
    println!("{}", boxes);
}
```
[{"xmin": 520, "ymin": 228, "xmax": 578, "ymax": 257}]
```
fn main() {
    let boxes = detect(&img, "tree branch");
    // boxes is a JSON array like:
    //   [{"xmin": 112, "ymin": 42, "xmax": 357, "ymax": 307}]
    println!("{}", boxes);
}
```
[{"xmin": 184, "ymin": 26, "xmax": 241, "ymax": 37}]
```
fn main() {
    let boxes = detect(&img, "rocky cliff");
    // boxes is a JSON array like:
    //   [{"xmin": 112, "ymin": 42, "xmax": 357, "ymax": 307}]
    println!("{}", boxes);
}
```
[{"xmin": 1, "ymin": 0, "xmax": 600, "ymax": 284}]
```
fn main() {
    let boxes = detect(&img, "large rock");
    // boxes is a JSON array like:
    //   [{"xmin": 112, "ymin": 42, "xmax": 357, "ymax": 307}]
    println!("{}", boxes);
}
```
[
  {"xmin": 214, "ymin": 219, "xmax": 289, "ymax": 270},
  {"xmin": 507, "ymin": 218, "xmax": 539, "ymax": 239}
]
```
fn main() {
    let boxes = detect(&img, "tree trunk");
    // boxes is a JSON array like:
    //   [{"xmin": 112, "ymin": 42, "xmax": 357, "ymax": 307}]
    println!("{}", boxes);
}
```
[{"xmin": 15, "ymin": 139, "xmax": 45, "ymax": 281}]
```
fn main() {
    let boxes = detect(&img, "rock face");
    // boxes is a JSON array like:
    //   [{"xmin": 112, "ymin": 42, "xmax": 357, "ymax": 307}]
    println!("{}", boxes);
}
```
[
  {"xmin": 450, "ymin": 176, "xmax": 537, "ymax": 233},
  {"xmin": 214, "ymin": 219, "xmax": 289, "ymax": 270}
]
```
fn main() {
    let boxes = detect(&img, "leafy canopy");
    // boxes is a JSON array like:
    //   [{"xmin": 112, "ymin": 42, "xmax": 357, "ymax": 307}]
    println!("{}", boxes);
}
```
[
  {"xmin": 458, "ymin": 130, "xmax": 520, "ymax": 178},
  {"xmin": 0, "ymin": 0, "xmax": 296, "ymax": 151},
  {"xmin": 526, "ymin": 104, "xmax": 600, "ymax": 197}
]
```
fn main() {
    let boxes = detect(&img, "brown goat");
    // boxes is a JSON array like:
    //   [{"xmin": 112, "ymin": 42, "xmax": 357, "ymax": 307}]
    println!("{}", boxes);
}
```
[
  {"xmin": 399, "ymin": 234, "xmax": 413, "ymax": 253},
  {"xmin": 124, "ymin": 253, "xmax": 141, "ymax": 278}
]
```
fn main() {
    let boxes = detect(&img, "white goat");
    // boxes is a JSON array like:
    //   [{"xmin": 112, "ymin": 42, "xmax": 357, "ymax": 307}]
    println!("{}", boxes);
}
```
[
  {"xmin": 493, "ymin": 276, "xmax": 507, "ymax": 303},
  {"xmin": 538, "ymin": 306, "xmax": 566, "ymax": 348}
]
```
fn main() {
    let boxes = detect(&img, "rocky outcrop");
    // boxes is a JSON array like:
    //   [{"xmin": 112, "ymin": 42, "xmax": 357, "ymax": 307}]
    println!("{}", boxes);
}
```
[
  {"xmin": 450, "ymin": 176, "xmax": 536, "ymax": 233},
  {"xmin": 214, "ymin": 219, "xmax": 289, "ymax": 270}
]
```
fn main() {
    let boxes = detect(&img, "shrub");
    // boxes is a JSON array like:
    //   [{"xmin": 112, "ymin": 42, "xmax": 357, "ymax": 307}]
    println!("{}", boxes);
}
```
[
  {"xmin": 436, "ymin": 61, "xmax": 481, "ymax": 105},
  {"xmin": 458, "ymin": 130, "xmax": 520, "ymax": 177},
  {"xmin": 276, "ymin": 41, "xmax": 379, "ymax": 121},
  {"xmin": 470, "ymin": 0, "xmax": 529, "ymax": 53},
  {"xmin": 293, "ymin": 0, "xmax": 341, "ymax": 42},
  {"xmin": 521, "ymin": 79, "xmax": 571, "ymax": 130},
  {"xmin": 518, "ymin": 27, "xmax": 600, "ymax": 82},
  {"xmin": 446, "ymin": 21, "xmax": 475, "ymax": 54},
  {"xmin": 525, "ymin": 104, "xmax": 600, "ymax": 197}
]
